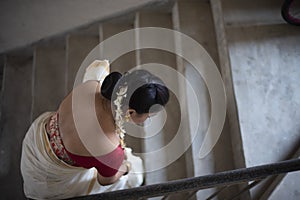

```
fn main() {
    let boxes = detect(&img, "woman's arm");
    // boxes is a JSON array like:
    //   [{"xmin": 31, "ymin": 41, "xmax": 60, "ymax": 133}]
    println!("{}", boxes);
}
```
[{"xmin": 97, "ymin": 161, "xmax": 131, "ymax": 186}]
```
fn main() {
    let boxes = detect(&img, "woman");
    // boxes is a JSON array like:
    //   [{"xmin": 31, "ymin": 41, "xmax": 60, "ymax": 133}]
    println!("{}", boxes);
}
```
[{"xmin": 20, "ymin": 60, "xmax": 169, "ymax": 199}]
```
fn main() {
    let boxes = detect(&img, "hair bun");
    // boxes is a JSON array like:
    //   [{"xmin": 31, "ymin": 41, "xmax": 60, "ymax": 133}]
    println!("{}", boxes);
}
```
[
  {"xmin": 101, "ymin": 72, "xmax": 122, "ymax": 100},
  {"xmin": 147, "ymin": 83, "xmax": 156, "ymax": 89},
  {"xmin": 155, "ymin": 84, "xmax": 169, "ymax": 105}
]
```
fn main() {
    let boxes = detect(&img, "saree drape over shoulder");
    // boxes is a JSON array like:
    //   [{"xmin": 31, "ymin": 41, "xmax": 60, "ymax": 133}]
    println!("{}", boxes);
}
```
[{"xmin": 20, "ymin": 60, "xmax": 144, "ymax": 199}]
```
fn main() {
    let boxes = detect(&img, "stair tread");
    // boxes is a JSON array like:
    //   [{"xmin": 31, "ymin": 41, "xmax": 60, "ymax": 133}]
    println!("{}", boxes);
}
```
[
  {"xmin": 173, "ymin": 1, "xmax": 239, "ymax": 199},
  {"xmin": 0, "ymin": 54, "xmax": 33, "ymax": 199},
  {"xmin": 268, "ymin": 170, "xmax": 300, "ymax": 200},
  {"xmin": 135, "ymin": 11, "xmax": 187, "ymax": 200},
  {"xmin": 66, "ymin": 35, "xmax": 99, "ymax": 92},
  {"xmin": 222, "ymin": 0, "xmax": 286, "ymax": 27},
  {"xmin": 32, "ymin": 41, "xmax": 67, "ymax": 119},
  {"xmin": 100, "ymin": 22, "xmax": 136, "ymax": 74}
]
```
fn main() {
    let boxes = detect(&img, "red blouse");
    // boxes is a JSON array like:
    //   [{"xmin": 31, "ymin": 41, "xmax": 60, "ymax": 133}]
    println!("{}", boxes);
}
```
[
  {"xmin": 47, "ymin": 112, "xmax": 124, "ymax": 177},
  {"xmin": 65, "ymin": 146, "xmax": 124, "ymax": 177}
]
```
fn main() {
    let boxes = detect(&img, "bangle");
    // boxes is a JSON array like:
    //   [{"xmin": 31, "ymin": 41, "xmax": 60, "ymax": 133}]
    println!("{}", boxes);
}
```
[{"xmin": 123, "ymin": 161, "xmax": 131, "ymax": 176}]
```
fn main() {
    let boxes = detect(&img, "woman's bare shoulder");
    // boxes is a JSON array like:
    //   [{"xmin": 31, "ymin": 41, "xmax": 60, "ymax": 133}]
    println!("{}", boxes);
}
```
[{"xmin": 58, "ymin": 80, "xmax": 99, "ymax": 107}]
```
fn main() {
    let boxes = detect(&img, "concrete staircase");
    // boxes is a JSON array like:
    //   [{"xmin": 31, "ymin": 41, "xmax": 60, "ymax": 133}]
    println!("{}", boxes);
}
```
[
  {"xmin": 0, "ymin": 0, "xmax": 299, "ymax": 199},
  {"xmin": 218, "ymin": 0, "xmax": 300, "ymax": 199}
]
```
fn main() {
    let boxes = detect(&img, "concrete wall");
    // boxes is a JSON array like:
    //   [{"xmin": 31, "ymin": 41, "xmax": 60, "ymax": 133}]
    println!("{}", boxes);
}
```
[
  {"xmin": 222, "ymin": 0, "xmax": 300, "ymax": 198},
  {"xmin": 223, "ymin": 0, "xmax": 300, "ymax": 168},
  {"xmin": 227, "ymin": 25, "xmax": 300, "ymax": 167},
  {"xmin": 0, "ymin": 0, "xmax": 169, "ymax": 54}
]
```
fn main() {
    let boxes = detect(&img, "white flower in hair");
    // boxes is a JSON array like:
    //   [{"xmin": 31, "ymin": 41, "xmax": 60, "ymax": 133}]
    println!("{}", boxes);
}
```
[
  {"xmin": 115, "ymin": 109, "xmax": 123, "ymax": 121},
  {"xmin": 116, "ymin": 120, "xmax": 123, "ymax": 127},
  {"xmin": 113, "ymin": 85, "xmax": 128, "ymax": 148},
  {"xmin": 119, "ymin": 132, "xmax": 125, "ymax": 139},
  {"xmin": 117, "ymin": 85, "xmax": 128, "ymax": 96},
  {"xmin": 114, "ymin": 96, "xmax": 123, "ymax": 107}
]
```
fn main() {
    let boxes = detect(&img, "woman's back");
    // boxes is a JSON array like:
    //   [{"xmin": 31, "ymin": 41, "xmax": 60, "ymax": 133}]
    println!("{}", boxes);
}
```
[
  {"xmin": 58, "ymin": 80, "xmax": 120, "ymax": 157},
  {"xmin": 20, "ymin": 63, "xmax": 156, "ymax": 199}
]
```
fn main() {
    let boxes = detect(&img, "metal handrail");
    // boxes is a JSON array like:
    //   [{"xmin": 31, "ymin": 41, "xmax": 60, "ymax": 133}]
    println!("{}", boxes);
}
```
[{"xmin": 70, "ymin": 158, "xmax": 300, "ymax": 200}]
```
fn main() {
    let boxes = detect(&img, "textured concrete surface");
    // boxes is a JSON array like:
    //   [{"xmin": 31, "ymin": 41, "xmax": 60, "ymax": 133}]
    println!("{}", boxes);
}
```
[
  {"xmin": 0, "ymin": 0, "xmax": 169, "ymax": 54},
  {"xmin": 173, "ymin": 5, "xmax": 216, "ymax": 194},
  {"xmin": 135, "ymin": 11, "xmax": 188, "ymax": 200},
  {"xmin": 210, "ymin": 0, "xmax": 251, "ymax": 199},
  {"xmin": 0, "ymin": 56, "xmax": 4, "ymax": 94},
  {"xmin": 222, "ymin": 0, "xmax": 287, "ymax": 26},
  {"xmin": 32, "ymin": 38, "xmax": 67, "ymax": 120},
  {"xmin": 222, "ymin": 0, "xmax": 300, "ymax": 199},
  {"xmin": 227, "ymin": 24, "xmax": 300, "ymax": 167},
  {"xmin": 66, "ymin": 34, "xmax": 99, "ymax": 92},
  {"xmin": 259, "ymin": 146, "xmax": 300, "ymax": 200},
  {"xmin": 174, "ymin": 0, "xmax": 220, "ymax": 65},
  {"xmin": 0, "ymin": 53, "xmax": 33, "ymax": 199},
  {"xmin": 173, "ymin": 0, "xmax": 238, "ymax": 199},
  {"xmin": 268, "ymin": 171, "xmax": 300, "ymax": 200},
  {"xmin": 135, "ymin": 11, "xmax": 173, "ymax": 183},
  {"xmin": 101, "ymin": 22, "xmax": 136, "ymax": 72},
  {"xmin": 0, "ymin": 56, "xmax": 4, "ymax": 120},
  {"xmin": 226, "ymin": 19, "xmax": 300, "ymax": 200}
]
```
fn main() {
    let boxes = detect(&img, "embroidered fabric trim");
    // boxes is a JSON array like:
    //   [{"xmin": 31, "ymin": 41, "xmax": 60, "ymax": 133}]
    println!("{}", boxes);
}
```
[{"xmin": 46, "ymin": 112, "xmax": 75, "ymax": 165}]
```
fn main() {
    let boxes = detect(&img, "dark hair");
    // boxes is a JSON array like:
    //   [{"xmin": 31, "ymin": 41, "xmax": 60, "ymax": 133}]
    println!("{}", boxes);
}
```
[
  {"xmin": 101, "ymin": 72, "xmax": 122, "ymax": 100},
  {"xmin": 101, "ymin": 69, "xmax": 169, "ymax": 114}
]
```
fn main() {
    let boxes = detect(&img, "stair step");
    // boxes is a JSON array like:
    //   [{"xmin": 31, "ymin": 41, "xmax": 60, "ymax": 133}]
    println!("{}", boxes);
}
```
[
  {"xmin": 32, "ymin": 38, "xmax": 67, "ymax": 120},
  {"xmin": 66, "ymin": 34, "xmax": 99, "ymax": 92},
  {"xmin": 0, "ymin": 51, "xmax": 33, "ymax": 199},
  {"xmin": 267, "ymin": 171, "xmax": 300, "ymax": 200},
  {"xmin": 134, "ymin": 11, "xmax": 170, "ymax": 187},
  {"xmin": 173, "ymin": 0, "xmax": 220, "ymax": 65},
  {"xmin": 0, "ymin": 55, "xmax": 4, "ymax": 93},
  {"xmin": 222, "ymin": 0, "xmax": 286, "ymax": 27},
  {"xmin": 135, "ymin": 11, "xmax": 177, "ymax": 66},
  {"xmin": 173, "ymin": 0, "xmax": 239, "ymax": 199},
  {"xmin": 100, "ymin": 22, "xmax": 136, "ymax": 74},
  {"xmin": 259, "ymin": 146, "xmax": 300, "ymax": 200},
  {"xmin": 0, "ymin": 55, "xmax": 5, "ymax": 120},
  {"xmin": 135, "ymin": 10, "xmax": 188, "ymax": 200}
]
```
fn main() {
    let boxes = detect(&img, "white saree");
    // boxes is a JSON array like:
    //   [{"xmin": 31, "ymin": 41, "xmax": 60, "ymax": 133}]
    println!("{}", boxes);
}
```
[{"xmin": 20, "ymin": 60, "xmax": 144, "ymax": 199}]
